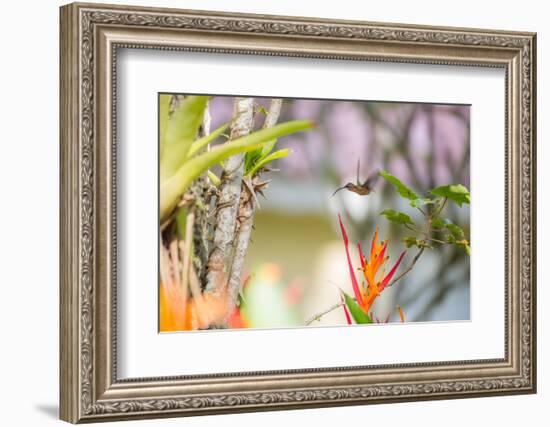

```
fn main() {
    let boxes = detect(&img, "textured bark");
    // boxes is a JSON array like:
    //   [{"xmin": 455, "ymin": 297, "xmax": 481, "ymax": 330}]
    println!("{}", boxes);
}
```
[
  {"xmin": 205, "ymin": 97, "xmax": 254, "ymax": 293},
  {"xmin": 191, "ymin": 101, "xmax": 214, "ymax": 284},
  {"xmin": 263, "ymin": 98, "xmax": 283, "ymax": 129},
  {"xmin": 180, "ymin": 212, "xmax": 195, "ymax": 302},
  {"xmin": 227, "ymin": 99, "xmax": 283, "ymax": 304}
]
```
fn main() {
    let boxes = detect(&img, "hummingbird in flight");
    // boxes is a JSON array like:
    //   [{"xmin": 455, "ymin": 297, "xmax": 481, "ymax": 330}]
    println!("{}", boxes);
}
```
[{"xmin": 332, "ymin": 159, "xmax": 380, "ymax": 196}]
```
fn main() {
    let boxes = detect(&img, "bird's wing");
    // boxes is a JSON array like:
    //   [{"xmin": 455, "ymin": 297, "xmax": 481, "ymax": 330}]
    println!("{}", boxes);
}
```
[{"xmin": 363, "ymin": 169, "xmax": 381, "ymax": 188}]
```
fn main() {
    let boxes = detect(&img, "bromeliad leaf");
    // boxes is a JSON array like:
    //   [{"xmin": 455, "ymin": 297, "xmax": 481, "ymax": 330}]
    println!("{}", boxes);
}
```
[
  {"xmin": 246, "ymin": 148, "xmax": 289, "ymax": 177},
  {"xmin": 379, "ymin": 170, "xmax": 419, "ymax": 202},
  {"xmin": 245, "ymin": 138, "xmax": 278, "ymax": 175},
  {"xmin": 380, "ymin": 209, "xmax": 415, "ymax": 226},
  {"xmin": 160, "ymin": 120, "xmax": 314, "ymax": 220},
  {"xmin": 430, "ymin": 184, "xmax": 470, "ymax": 206},
  {"xmin": 261, "ymin": 138, "xmax": 278, "ymax": 158},
  {"xmin": 187, "ymin": 123, "xmax": 229, "ymax": 158},
  {"xmin": 207, "ymin": 170, "xmax": 221, "ymax": 187},
  {"xmin": 342, "ymin": 291, "xmax": 373, "ymax": 324},
  {"xmin": 160, "ymin": 95, "xmax": 209, "ymax": 181},
  {"xmin": 159, "ymin": 94, "xmax": 170, "ymax": 158}
]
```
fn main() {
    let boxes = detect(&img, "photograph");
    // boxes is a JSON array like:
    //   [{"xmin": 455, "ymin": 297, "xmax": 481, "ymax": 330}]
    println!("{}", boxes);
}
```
[{"xmin": 158, "ymin": 94, "xmax": 471, "ymax": 332}]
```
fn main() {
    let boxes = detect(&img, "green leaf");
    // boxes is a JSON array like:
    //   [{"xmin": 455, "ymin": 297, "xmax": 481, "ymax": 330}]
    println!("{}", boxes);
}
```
[
  {"xmin": 380, "ymin": 170, "xmax": 419, "ymax": 201},
  {"xmin": 432, "ymin": 218, "xmax": 465, "ymax": 238},
  {"xmin": 430, "ymin": 184, "xmax": 470, "ymax": 206},
  {"xmin": 160, "ymin": 96, "xmax": 209, "ymax": 181},
  {"xmin": 380, "ymin": 209, "xmax": 415, "ymax": 226},
  {"xmin": 159, "ymin": 94, "xmax": 171, "ymax": 159},
  {"xmin": 402, "ymin": 236, "xmax": 432, "ymax": 249},
  {"xmin": 160, "ymin": 120, "xmax": 314, "ymax": 220},
  {"xmin": 446, "ymin": 235, "xmax": 471, "ymax": 256},
  {"xmin": 402, "ymin": 236, "xmax": 418, "ymax": 248},
  {"xmin": 245, "ymin": 138, "xmax": 278, "ymax": 174},
  {"xmin": 342, "ymin": 291, "xmax": 372, "ymax": 324},
  {"xmin": 207, "ymin": 170, "xmax": 220, "ymax": 187},
  {"xmin": 446, "ymin": 223, "xmax": 465, "ymax": 238},
  {"xmin": 247, "ymin": 148, "xmax": 289, "ymax": 177},
  {"xmin": 432, "ymin": 217, "xmax": 446, "ymax": 228},
  {"xmin": 261, "ymin": 139, "xmax": 278, "ymax": 158},
  {"xmin": 410, "ymin": 198, "xmax": 435, "ymax": 208},
  {"xmin": 187, "ymin": 123, "xmax": 229, "ymax": 158}
]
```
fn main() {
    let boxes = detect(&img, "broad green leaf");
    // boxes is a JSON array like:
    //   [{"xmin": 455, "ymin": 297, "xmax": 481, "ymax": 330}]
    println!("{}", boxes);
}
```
[
  {"xmin": 446, "ymin": 223, "xmax": 465, "ymax": 238},
  {"xmin": 446, "ymin": 235, "xmax": 471, "ymax": 256},
  {"xmin": 430, "ymin": 184, "xmax": 470, "ymax": 206},
  {"xmin": 410, "ymin": 198, "xmax": 435, "ymax": 208},
  {"xmin": 160, "ymin": 96, "xmax": 209, "ymax": 181},
  {"xmin": 402, "ymin": 236, "xmax": 432, "ymax": 249},
  {"xmin": 342, "ymin": 291, "xmax": 372, "ymax": 324},
  {"xmin": 380, "ymin": 170, "xmax": 419, "ymax": 201},
  {"xmin": 186, "ymin": 123, "xmax": 229, "ymax": 158},
  {"xmin": 432, "ymin": 217, "xmax": 447, "ymax": 229},
  {"xmin": 245, "ymin": 138, "xmax": 278, "ymax": 174},
  {"xmin": 244, "ymin": 149, "xmax": 263, "ymax": 174},
  {"xmin": 159, "ymin": 94, "xmax": 171, "ymax": 158},
  {"xmin": 402, "ymin": 236, "xmax": 418, "ymax": 248},
  {"xmin": 380, "ymin": 209, "xmax": 415, "ymax": 226},
  {"xmin": 160, "ymin": 120, "xmax": 313, "ymax": 220},
  {"xmin": 260, "ymin": 138, "xmax": 278, "ymax": 157},
  {"xmin": 432, "ymin": 218, "xmax": 465, "ymax": 238},
  {"xmin": 247, "ymin": 148, "xmax": 289, "ymax": 177}
]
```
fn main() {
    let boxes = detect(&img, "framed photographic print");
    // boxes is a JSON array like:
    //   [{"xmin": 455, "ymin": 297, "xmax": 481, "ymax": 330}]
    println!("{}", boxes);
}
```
[{"xmin": 59, "ymin": 2, "xmax": 537, "ymax": 423}]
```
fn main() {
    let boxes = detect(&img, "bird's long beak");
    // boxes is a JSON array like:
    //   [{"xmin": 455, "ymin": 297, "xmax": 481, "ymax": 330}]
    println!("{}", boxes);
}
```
[{"xmin": 332, "ymin": 186, "xmax": 347, "ymax": 196}]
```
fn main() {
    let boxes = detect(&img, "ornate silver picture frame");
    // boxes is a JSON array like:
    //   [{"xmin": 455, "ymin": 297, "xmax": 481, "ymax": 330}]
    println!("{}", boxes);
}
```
[{"xmin": 60, "ymin": 2, "xmax": 536, "ymax": 423}]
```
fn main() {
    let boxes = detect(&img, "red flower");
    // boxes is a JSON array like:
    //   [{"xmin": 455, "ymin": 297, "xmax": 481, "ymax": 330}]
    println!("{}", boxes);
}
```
[{"xmin": 338, "ymin": 214, "xmax": 406, "ymax": 316}]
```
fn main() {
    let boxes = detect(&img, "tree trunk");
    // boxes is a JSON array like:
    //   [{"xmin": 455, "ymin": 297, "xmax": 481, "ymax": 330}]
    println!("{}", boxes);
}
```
[{"xmin": 205, "ymin": 97, "xmax": 254, "ymax": 294}]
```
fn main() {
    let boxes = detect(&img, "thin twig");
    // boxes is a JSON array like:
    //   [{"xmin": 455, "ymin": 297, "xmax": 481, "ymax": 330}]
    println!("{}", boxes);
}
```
[
  {"xmin": 385, "ymin": 247, "xmax": 425, "ymax": 289},
  {"xmin": 434, "ymin": 197, "xmax": 448, "ymax": 218},
  {"xmin": 404, "ymin": 224, "xmax": 427, "ymax": 235},
  {"xmin": 416, "ymin": 206, "xmax": 427, "ymax": 216},
  {"xmin": 304, "ymin": 301, "xmax": 345, "ymax": 326}
]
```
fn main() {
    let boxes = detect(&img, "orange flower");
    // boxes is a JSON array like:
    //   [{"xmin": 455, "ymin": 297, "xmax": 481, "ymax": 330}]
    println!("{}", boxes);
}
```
[
  {"xmin": 159, "ymin": 281, "xmax": 194, "ymax": 331},
  {"xmin": 338, "ymin": 214, "xmax": 406, "ymax": 316},
  {"xmin": 159, "ymin": 281, "xmax": 236, "ymax": 332}
]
